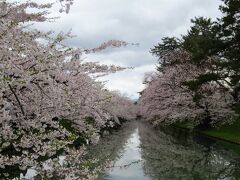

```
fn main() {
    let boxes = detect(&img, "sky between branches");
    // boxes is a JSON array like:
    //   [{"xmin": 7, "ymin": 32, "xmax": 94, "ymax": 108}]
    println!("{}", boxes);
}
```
[{"xmin": 24, "ymin": 0, "xmax": 222, "ymax": 99}]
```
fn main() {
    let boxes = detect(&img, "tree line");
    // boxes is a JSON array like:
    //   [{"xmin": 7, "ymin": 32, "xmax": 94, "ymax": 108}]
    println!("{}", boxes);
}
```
[
  {"xmin": 139, "ymin": 0, "xmax": 240, "ymax": 128},
  {"xmin": 0, "ymin": 1, "xmax": 136, "ymax": 179}
]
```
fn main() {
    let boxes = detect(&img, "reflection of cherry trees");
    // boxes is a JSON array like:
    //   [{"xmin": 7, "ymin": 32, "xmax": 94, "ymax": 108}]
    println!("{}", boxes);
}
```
[
  {"xmin": 37, "ymin": 121, "xmax": 240, "ymax": 179},
  {"xmin": 83, "ymin": 121, "xmax": 138, "ymax": 179},
  {"xmin": 138, "ymin": 122, "xmax": 240, "ymax": 179},
  {"xmin": 35, "ymin": 133, "xmax": 137, "ymax": 180}
]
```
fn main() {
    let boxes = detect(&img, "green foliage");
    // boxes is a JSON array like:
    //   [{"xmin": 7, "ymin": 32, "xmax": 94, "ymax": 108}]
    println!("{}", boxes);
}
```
[
  {"xmin": 174, "ymin": 117, "xmax": 240, "ymax": 144},
  {"xmin": 233, "ymin": 103, "xmax": 240, "ymax": 114},
  {"xmin": 150, "ymin": 37, "xmax": 181, "ymax": 70},
  {"xmin": 0, "ymin": 143, "xmax": 22, "ymax": 156},
  {"xmin": 182, "ymin": 17, "xmax": 220, "ymax": 65},
  {"xmin": 0, "ymin": 165, "xmax": 27, "ymax": 180},
  {"xmin": 59, "ymin": 118, "xmax": 76, "ymax": 133},
  {"xmin": 37, "ymin": 148, "xmax": 65, "ymax": 162},
  {"xmin": 59, "ymin": 119, "xmax": 87, "ymax": 147},
  {"xmin": 183, "ymin": 73, "xmax": 219, "ymax": 91},
  {"xmin": 71, "ymin": 135, "xmax": 87, "ymax": 148},
  {"xmin": 218, "ymin": 0, "xmax": 240, "ymax": 90},
  {"xmin": 81, "ymin": 160, "xmax": 97, "ymax": 170},
  {"xmin": 85, "ymin": 116, "xmax": 95, "ymax": 125},
  {"xmin": 202, "ymin": 118, "xmax": 240, "ymax": 144},
  {"xmin": 151, "ymin": 37, "xmax": 180, "ymax": 57},
  {"xmin": 192, "ymin": 93, "xmax": 204, "ymax": 104},
  {"xmin": 174, "ymin": 121, "xmax": 195, "ymax": 130}
]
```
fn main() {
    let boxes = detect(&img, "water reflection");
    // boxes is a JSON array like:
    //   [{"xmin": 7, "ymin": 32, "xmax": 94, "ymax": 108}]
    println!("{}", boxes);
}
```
[
  {"xmin": 17, "ymin": 121, "xmax": 240, "ymax": 179},
  {"xmin": 105, "ymin": 128, "xmax": 149, "ymax": 180},
  {"xmin": 96, "ymin": 121, "xmax": 240, "ymax": 180},
  {"xmin": 86, "ymin": 121, "xmax": 150, "ymax": 180},
  {"xmin": 138, "ymin": 122, "xmax": 240, "ymax": 180}
]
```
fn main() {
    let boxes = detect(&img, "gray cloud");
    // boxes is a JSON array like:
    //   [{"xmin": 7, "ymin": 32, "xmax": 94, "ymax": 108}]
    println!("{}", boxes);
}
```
[{"xmin": 30, "ymin": 0, "xmax": 221, "ymax": 99}]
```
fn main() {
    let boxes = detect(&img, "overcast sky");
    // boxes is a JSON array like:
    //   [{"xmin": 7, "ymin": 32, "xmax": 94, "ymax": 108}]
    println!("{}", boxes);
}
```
[{"xmin": 31, "ymin": 0, "xmax": 222, "ymax": 99}]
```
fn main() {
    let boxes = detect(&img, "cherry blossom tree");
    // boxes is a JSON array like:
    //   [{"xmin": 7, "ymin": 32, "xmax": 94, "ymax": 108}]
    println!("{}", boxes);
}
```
[
  {"xmin": 58, "ymin": 0, "xmax": 74, "ymax": 13},
  {"xmin": 0, "ymin": 1, "xmax": 136, "ymax": 178},
  {"xmin": 138, "ymin": 50, "xmax": 236, "ymax": 127},
  {"xmin": 103, "ymin": 91, "xmax": 137, "ymax": 122}
]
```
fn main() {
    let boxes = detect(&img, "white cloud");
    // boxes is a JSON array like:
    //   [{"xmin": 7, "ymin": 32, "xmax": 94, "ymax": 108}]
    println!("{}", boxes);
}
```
[
  {"xmin": 99, "ymin": 64, "xmax": 156, "ymax": 100},
  {"xmin": 25, "ymin": 0, "xmax": 222, "ymax": 99}
]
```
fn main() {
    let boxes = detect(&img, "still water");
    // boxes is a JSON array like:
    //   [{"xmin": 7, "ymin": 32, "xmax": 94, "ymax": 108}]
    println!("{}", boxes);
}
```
[{"xmin": 86, "ymin": 120, "xmax": 240, "ymax": 180}]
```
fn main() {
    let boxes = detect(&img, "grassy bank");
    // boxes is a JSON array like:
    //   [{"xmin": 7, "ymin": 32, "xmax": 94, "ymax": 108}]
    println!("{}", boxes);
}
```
[
  {"xmin": 201, "ymin": 120, "xmax": 240, "ymax": 144},
  {"xmin": 174, "ymin": 119, "xmax": 240, "ymax": 145}
]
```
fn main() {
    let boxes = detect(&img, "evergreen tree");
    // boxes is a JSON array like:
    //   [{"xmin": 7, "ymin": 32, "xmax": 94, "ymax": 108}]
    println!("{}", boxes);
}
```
[
  {"xmin": 218, "ymin": 0, "xmax": 240, "ymax": 106},
  {"xmin": 152, "ymin": 0, "xmax": 240, "ymax": 113}
]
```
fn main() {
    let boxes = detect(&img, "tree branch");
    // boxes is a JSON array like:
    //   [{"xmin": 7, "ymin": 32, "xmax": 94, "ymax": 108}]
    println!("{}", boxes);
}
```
[{"xmin": 8, "ymin": 83, "xmax": 25, "ymax": 116}]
